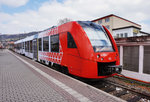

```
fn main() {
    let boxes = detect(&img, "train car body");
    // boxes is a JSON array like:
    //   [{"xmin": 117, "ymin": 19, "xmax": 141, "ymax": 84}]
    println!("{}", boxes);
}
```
[{"xmin": 14, "ymin": 21, "xmax": 122, "ymax": 79}]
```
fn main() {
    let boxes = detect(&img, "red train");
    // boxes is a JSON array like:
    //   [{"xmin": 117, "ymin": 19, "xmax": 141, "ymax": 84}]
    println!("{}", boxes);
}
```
[{"xmin": 14, "ymin": 21, "xmax": 122, "ymax": 79}]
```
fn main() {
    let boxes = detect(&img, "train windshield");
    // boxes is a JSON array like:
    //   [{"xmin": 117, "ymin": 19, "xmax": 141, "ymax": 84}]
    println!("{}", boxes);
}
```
[{"xmin": 78, "ymin": 21, "xmax": 114, "ymax": 52}]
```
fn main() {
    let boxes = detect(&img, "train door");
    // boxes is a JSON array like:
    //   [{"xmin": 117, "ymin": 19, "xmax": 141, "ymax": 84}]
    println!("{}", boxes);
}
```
[
  {"xmin": 33, "ymin": 39, "xmax": 38, "ymax": 60},
  {"xmin": 66, "ymin": 32, "xmax": 80, "ymax": 73}
]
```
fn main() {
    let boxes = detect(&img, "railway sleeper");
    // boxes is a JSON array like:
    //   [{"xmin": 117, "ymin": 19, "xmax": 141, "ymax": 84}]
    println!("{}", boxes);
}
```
[
  {"xmin": 104, "ymin": 87, "xmax": 116, "ymax": 93},
  {"xmin": 126, "ymin": 95, "xmax": 141, "ymax": 102},
  {"xmin": 114, "ymin": 90, "xmax": 127, "ymax": 97}
]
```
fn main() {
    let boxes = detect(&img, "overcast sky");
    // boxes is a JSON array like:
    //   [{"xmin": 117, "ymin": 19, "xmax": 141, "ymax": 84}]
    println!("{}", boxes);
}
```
[{"xmin": 0, "ymin": 0, "xmax": 150, "ymax": 34}]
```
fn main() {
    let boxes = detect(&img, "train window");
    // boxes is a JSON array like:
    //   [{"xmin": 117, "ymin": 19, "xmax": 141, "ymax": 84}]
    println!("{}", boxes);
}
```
[
  {"xmin": 30, "ymin": 40, "xmax": 32, "ymax": 53},
  {"xmin": 43, "ymin": 36, "xmax": 49, "ymax": 52},
  {"xmin": 51, "ymin": 34, "xmax": 59, "ymax": 52},
  {"xmin": 18, "ymin": 43, "xmax": 20, "ymax": 49},
  {"xmin": 27, "ymin": 41, "xmax": 29, "ymax": 52},
  {"xmin": 23, "ymin": 42, "xmax": 25, "ymax": 49},
  {"xmin": 105, "ymin": 17, "xmax": 110, "ymax": 22},
  {"xmin": 67, "ymin": 32, "xmax": 77, "ymax": 48},
  {"xmin": 38, "ymin": 38, "xmax": 42, "ymax": 51},
  {"xmin": 25, "ymin": 42, "xmax": 27, "ymax": 51},
  {"xmin": 22, "ymin": 43, "xmax": 23, "ymax": 49}
]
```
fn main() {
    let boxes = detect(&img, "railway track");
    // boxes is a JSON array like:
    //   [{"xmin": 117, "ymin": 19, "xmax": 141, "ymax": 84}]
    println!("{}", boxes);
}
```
[
  {"xmin": 45, "ymin": 64, "xmax": 150, "ymax": 102},
  {"xmin": 84, "ymin": 79, "xmax": 150, "ymax": 102}
]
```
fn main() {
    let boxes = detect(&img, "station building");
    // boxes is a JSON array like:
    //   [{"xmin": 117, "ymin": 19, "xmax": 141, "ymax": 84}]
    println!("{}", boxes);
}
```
[{"xmin": 92, "ymin": 14, "xmax": 149, "ymax": 38}]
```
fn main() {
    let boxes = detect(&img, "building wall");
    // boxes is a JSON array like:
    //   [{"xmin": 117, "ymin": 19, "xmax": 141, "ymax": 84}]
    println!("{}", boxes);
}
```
[
  {"xmin": 112, "ymin": 16, "xmax": 141, "ymax": 29},
  {"xmin": 93, "ymin": 15, "xmax": 143, "ymax": 37},
  {"xmin": 113, "ymin": 28, "xmax": 132, "ymax": 38},
  {"xmin": 113, "ymin": 27, "xmax": 146, "ymax": 38}
]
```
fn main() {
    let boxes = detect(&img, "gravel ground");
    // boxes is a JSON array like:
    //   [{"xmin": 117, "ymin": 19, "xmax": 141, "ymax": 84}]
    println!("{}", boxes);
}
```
[{"xmin": 105, "ymin": 76, "xmax": 150, "ymax": 96}]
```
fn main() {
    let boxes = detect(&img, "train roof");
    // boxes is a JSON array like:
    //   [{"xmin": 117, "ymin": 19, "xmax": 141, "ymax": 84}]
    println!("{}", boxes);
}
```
[
  {"xmin": 14, "ymin": 21, "xmax": 97, "ymax": 44},
  {"xmin": 14, "ymin": 33, "xmax": 38, "ymax": 44}
]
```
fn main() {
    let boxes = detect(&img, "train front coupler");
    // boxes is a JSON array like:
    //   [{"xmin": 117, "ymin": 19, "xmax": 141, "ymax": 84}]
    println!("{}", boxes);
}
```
[{"xmin": 107, "ymin": 65, "xmax": 122, "ymax": 74}]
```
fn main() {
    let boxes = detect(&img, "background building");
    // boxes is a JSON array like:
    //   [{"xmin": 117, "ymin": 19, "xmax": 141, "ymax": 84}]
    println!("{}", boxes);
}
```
[{"xmin": 92, "ymin": 14, "xmax": 149, "ymax": 38}]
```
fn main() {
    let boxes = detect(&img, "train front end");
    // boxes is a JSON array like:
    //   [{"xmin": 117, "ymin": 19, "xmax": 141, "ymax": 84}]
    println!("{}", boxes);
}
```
[{"xmin": 77, "ymin": 21, "xmax": 122, "ymax": 78}]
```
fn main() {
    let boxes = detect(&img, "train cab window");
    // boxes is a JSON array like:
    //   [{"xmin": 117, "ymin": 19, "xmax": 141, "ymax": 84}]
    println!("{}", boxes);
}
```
[
  {"xmin": 43, "ymin": 36, "xmax": 49, "ymax": 52},
  {"xmin": 51, "ymin": 34, "xmax": 59, "ymax": 52},
  {"xmin": 38, "ymin": 38, "xmax": 42, "ymax": 51},
  {"xmin": 67, "ymin": 32, "xmax": 77, "ymax": 48},
  {"xmin": 78, "ymin": 21, "xmax": 114, "ymax": 52}
]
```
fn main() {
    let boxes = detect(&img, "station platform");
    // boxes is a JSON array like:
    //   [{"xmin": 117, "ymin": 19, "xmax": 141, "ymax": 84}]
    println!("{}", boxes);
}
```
[{"xmin": 0, "ymin": 50, "xmax": 125, "ymax": 102}]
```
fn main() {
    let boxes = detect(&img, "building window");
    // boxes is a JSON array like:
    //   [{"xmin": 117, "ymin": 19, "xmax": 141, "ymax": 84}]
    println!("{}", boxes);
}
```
[
  {"xmin": 105, "ymin": 25, "xmax": 110, "ymax": 29},
  {"xmin": 51, "ymin": 34, "xmax": 59, "ymax": 52},
  {"xmin": 67, "ymin": 32, "xmax": 77, "ymax": 48},
  {"xmin": 43, "ymin": 36, "xmax": 49, "ymax": 52},
  {"xmin": 98, "ymin": 20, "xmax": 102, "ymax": 24},
  {"xmin": 105, "ymin": 17, "xmax": 110, "ymax": 22},
  {"xmin": 133, "ymin": 33, "xmax": 137, "ymax": 36},
  {"xmin": 30, "ymin": 40, "xmax": 32, "ymax": 53},
  {"xmin": 116, "ymin": 34, "xmax": 119, "ymax": 38},
  {"xmin": 38, "ymin": 38, "xmax": 42, "ymax": 51},
  {"xmin": 121, "ymin": 33, "xmax": 123, "ymax": 37},
  {"xmin": 125, "ymin": 33, "xmax": 128, "ymax": 37}
]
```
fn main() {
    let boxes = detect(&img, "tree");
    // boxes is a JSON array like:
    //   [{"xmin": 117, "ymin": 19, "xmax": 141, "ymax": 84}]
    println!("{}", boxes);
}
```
[{"xmin": 58, "ymin": 18, "xmax": 72, "ymax": 25}]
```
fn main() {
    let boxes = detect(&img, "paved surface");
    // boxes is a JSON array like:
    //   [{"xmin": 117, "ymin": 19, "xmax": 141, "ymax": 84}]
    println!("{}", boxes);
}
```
[
  {"xmin": 0, "ymin": 50, "xmax": 67, "ymax": 102},
  {"xmin": 0, "ymin": 50, "xmax": 125, "ymax": 102}
]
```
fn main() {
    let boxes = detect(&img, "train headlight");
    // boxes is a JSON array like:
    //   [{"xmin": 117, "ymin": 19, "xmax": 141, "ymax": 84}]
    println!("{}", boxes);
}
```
[
  {"xmin": 97, "ymin": 54, "xmax": 100, "ymax": 58},
  {"xmin": 101, "ymin": 58, "xmax": 104, "ymax": 61},
  {"xmin": 116, "ymin": 68, "xmax": 119, "ymax": 71}
]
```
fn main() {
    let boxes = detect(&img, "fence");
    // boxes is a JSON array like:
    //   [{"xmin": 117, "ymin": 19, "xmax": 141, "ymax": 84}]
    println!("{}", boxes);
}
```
[{"xmin": 118, "ymin": 43, "xmax": 150, "ymax": 82}]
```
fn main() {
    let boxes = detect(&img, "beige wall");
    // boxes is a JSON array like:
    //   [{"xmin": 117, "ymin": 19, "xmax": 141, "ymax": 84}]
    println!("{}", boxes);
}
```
[
  {"xmin": 112, "ymin": 16, "xmax": 141, "ymax": 29},
  {"xmin": 94, "ymin": 16, "xmax": 141, "ymax": 35}
]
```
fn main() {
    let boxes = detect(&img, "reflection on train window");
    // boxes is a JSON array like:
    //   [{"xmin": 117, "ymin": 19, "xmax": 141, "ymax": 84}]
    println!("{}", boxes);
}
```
[
  {"xmin": 67, "ymin": 32, "xmax": 77, "ymax": 48},
  {"xmin": 38, "ymin": 38, "xmax": 42, "ymax": 51},
  {"xmin": 30, "ymin": 40, "xmax": 32, "ymax": 53},
  {"xmin": 51, "ymin": 34, "xmax": 59, "ymax": 52},
  {"xmin": 43, "ymin": 36, "xmax": 49, "ymax": 52},
  {"xmin": 83, "ymin": 25, "xmax": 114, "ymax": 52}
]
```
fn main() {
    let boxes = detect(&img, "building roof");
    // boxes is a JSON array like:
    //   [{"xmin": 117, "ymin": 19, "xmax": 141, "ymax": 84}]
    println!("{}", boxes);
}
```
[
  {"xmin": 140, "ymin": 31, "xmax": 150, "ymax": 35},
  {"xmin": 112, "ymin": 26, "xmax": 141, "ymax": 30},
  {"xmin": 91, "ymin": 14, "xmax": 141, "ymax": 27}
]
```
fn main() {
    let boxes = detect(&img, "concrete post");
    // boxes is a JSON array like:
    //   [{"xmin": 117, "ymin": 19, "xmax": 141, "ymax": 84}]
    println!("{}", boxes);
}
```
[
  {"xmin": 120, "ymin": 46, "xmax": 123, "ymax": 66},
  {"xmin": 139, "ymin": 45, "xmax": 144, "ymax": 74}
]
